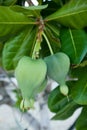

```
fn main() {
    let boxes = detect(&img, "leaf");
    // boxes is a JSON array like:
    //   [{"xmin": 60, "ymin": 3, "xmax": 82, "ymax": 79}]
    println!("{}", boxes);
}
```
[
  {"xmin": 11, "ymin": 4, "xmax": 48, "ymax": 11},
  {"xmin": 48, "ymin": 87, "xmax": 69, "ymax": 113},
  {"xmin": 0, "ymin": 6, "xmax": 35, "ymax": 37},
  {"xmin": 70, "ymin": 66, "xmax": 87, "ymax": 105},
  {"xmin": 52, "ymin": 100, "xmax": 79, "ymax": 120},
  {"xmin": 46, "ymin": 0, "xmax": 87, "ymax": 28},
  {"xmin": 60, "ymin": 28, "xmax": 87, "ymax": 64},
  {"xmin": 46, "ymin": 22, "xmax": 60, "ymax": 37},
  {"xmin": 48, "ymin": 80, "xmax": 82, "ymax": 120},
  {"xmin": 10, "ymin": 4, "xmax": 48, "ymax": 17},
  {"xmin": 0, "ymin": 0, "xmax": 17, "ymax": 5},
  {"xmin": 76, "ymin": 107, "xmax": 87, "ymax": 130},
  {"xmin": 48, "ymin": 86, "xmax": 80, "ymax": 120},
  {"xmin": 2, "ymin": 26, "xmax": 37, "ymax": 70}
]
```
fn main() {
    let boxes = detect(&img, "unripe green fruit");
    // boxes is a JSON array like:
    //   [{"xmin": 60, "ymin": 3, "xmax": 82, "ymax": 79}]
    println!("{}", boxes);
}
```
[
  {"xmin": 44, "ymin": 52, "xmax": 70, "ymax": 95},
  {"xmin": 60, "ymin": 84, "xmax": 69, "ymax": 96},
  {"xmin": 44, "ymin": 52, "xmax": 70, "ymax": 85},
  {"xmin": 20, "ymin": 78, "xmax": 47, "ymax": 110},
  {"xmin": 15, "ymin": 56, "xmax": 47, "ymax": 108},
  {"xmin": 37, "ymin": 77, "xmax": 47, "ymax": 93}
]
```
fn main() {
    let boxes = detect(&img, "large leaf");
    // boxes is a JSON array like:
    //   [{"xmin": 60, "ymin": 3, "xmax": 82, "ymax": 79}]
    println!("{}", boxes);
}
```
[
  {"xmin": 10, "ymin": 4, "xmax": 48, "ymax": 17},
  {"xmin": 48, "ymin": 86, "xmax": 80, "ymax": 120},
  {"xmin": 46, "ymin": 0, "xmax": 87, "ymax": 28},
  {"xmin": 52, "ymin": 100, "xmax": 79, "ymax": 120},
  {"xmin": 76, "ymin": 107, "xmax": 87, "ymax": 130},
  {"xmin": 0, "ymin": 0, "xmax": 17, "ymax": 5},
  {"xmin": 46, "ymin": 22, "xmax": 60, "ymax": 37},
  {"xmin": 60, "ymin": 28, "xmax": 87, "ymax": 64},
  {"xmin": 2, "ymin": 26, "xmax": 37, "ymax": 70},
  {"xmin": 0, "ymin": 6, "xmax": 34, "ymax": 37},
  {"xmin": 70, "ymin": 66, "xmax": 87, "ymax": 105},
  {"xmin": 48, "ymin": 86, "xmax": 70, "ymax": 113}
]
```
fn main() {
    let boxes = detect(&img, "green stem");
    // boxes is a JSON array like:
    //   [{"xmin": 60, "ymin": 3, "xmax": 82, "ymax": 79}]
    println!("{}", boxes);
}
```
[
  {"xmin": 32, "ymin": 40, "xmax": 40, "ymax": 59},
  {"xmin": 42, "ymin": 32, "xmax": 54, "ymax": 55}
]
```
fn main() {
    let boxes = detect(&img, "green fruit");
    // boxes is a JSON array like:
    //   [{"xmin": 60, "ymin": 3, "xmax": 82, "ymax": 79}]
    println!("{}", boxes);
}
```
[
  {"xmin": 44, "ymin": 52, "xmax": 70, "ymax": 95},
  {"xmin": 15, "ymin": 56, "xmax": 47, "ymax": 108},
  {"xmin": 36, "ymin": 77, "xmax": 47, "ymax": 93},
  {"xmin": 44, "ymin": 52, "xmax": 70, "ymax": 84},
  {"xmin": 60, "ymin": 84, "xmax": 69, "ymax": 96}
]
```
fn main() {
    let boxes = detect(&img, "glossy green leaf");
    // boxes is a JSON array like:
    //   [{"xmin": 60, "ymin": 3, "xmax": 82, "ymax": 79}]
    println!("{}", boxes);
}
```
[
  {"xmin": 11, "ymin": 4, "xmax": 48, "ymax": 11},
  {"xmin": 60, "ymin": 28, "xmax": 87, "ymax": 64},
  {"xmin": 48, "ymin": 86, "xmax": 80, "ymax": 120},
  {"xmin": 76, "ymin": 107, "xmax": 87, "ymax": 130},
  {"xmin": 0, "ymin": 6, "xmax": 35, "ymax": 37},
  {"xmin": 0, "ymin": 0, "xmax": 17, "ymax": 5},
  {"xmin": 2, "ymin": 26, "xmax": 37, "ymax": 70},
  {"xmin": 10, "ymin": 4, "xmax": 48, "ymax": 17},
  {"xmin": 48, "ymin": 87, "xmax": 69, "ymax": 113},
  {"xmin": 52, "ymin": 100, "xmax": 79, "ymax": 120},
  {"xmin": 46, "ymin": 22, "xmax": 60, "ymax": 37},
  {"xmin": 70, "ymin": 66, "xmax": 87, "ymax": 105},
  {"xmin": 46, "ymin": 0, "xmax": 87, "ymax": 28}
]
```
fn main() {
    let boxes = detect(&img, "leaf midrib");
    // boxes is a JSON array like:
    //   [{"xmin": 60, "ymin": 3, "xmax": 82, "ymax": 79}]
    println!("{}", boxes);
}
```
[
  {"xmin": 15, "ymin": 27, "xmax": 33, "ymax": 57},
  {"xmin": 77, "ymin": 81, "xmax": 87, "ymax": 102},
  {"xmin": 0, "ymin": 22, "xmax": 36, "ymax": 25},
  {"xmin": 46, "ymin": 9, "xmax": 87, "ymax": 21},
  {"xmin": 69, "ymin": 28, "xmax": 77, "ymax": 61}
]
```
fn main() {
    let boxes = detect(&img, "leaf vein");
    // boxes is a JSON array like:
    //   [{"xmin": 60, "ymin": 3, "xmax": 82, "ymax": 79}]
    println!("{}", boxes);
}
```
[{"xmin": 69, "ymin": 28, "xmax": 77, "ymax": 60}]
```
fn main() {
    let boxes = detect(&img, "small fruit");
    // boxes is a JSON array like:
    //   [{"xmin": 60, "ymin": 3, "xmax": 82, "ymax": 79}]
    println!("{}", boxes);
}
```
[
  {"xmin": 15, "ymin": 56, "xmax": 47, "ymax": 109},
  {"xmin": 44, "ymin": 52, "xmax": 70, "ymax": 95}
]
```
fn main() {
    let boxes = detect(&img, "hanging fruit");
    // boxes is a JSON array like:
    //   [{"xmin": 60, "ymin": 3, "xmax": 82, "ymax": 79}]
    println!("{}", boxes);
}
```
[
  {"xmin": 15, "ymin": 56, "xmax": 47, "ymax": 110},
  {"xmin": 44, "ymin": 52, "xmax": 70, "ymax": 96}
]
